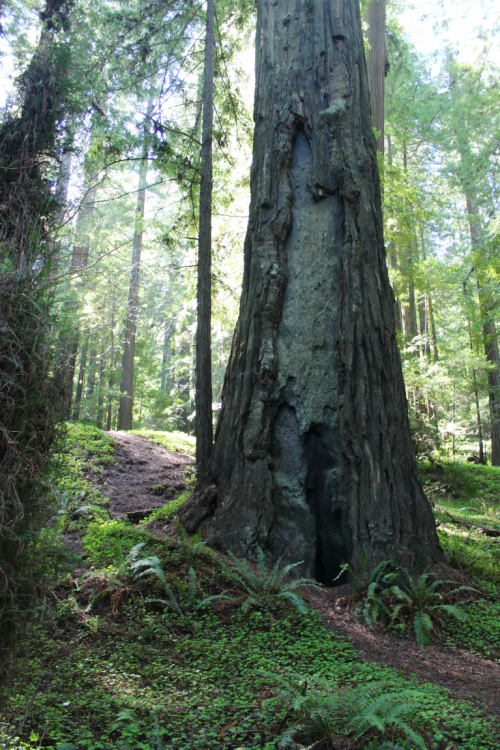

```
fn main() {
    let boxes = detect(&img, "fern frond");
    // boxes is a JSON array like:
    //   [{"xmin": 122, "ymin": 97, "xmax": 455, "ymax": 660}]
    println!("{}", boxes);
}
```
[
  {"xmin": 277, "ymin": 724, "xmax": 303, "ymax": 749},
  {"xmin": 390, "ymin": 603, "xmax": 407, "ymax": 622},
  {"xmin": 256, "ymin": 545, "xmax": 269, "ymax": 577},
  {"xmin": 394, "ymin": 720, "xmax": 427, "ymax": 750},
  {"xmin": 126, "ymin": 543, "xmax": 146, "ymax": 562},
  {"xmin": 195, "ymin": 593, "xmax": 233, "ymax": 610},
  {"xmin": 385, "ymin": 585, "xmax": 411, "ymax": 603},
  {"xmin": 432, "ymin": 603, "xmax": 468, "ymax": 622},
  {"xmin": 413, "ymin": 611, "xmax": 433, "ymax": 646},
  {"xmin": 134, "ymin": 566, "xmax": 166, "ymax": 583},
  {"xmin": 129, "ymin": 555, "xmax": 166, "ymax": 584},
  {"xmin": 446, "ymin": 584, "xmax": 480, "ymax": 597},
  {"xmin": 278, "ymin": 590, "xmax": 308, "ymax": 614},
  {"xmin": 187, "ymin": 567, "xmax": 197, "ymax": 606},
  {"xmin": 242, "ymin": 595, "xmax": 260, "ymax": 612},
  {"xmin": 367, "ymin": 581, "xmax": 381, "ymax": 598},
  {"xmin": 175, "ymin": 519, "xmax": 188, "ymax": 545},
  {"xmin": 280, "ymin": 560, "xmax": 303, "ymax": 577},
  {"xmin": 370, "ymin": 559, "xmax": 393, "ymax": 583}
]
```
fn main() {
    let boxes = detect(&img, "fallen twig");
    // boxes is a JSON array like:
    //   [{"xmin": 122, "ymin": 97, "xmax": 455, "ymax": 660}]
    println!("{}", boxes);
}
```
[
  {"xmin": 438, "ymin": 508, "xmax": 500, "ymax": 537},
  {"xmin": 2, "ymin": 673, "xmax": 47, "ymax": 749}
]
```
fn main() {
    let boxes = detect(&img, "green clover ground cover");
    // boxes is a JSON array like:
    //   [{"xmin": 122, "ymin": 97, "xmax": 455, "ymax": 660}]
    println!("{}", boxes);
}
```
[
  {"xmin": 1, "ymin": 590, "xmax": 498, "ymax": 750},
  {"xmin": 2, "ymin": 436, "xmax": 500, "ymax": 750},
  {"xmin": 1, "ymin": 524, "xmax": 498, "ymax": 750}
]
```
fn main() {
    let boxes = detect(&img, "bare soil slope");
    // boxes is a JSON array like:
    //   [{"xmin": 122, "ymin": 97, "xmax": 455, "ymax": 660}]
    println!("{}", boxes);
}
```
[{"xmin": 96, "ymin": 431, "xmax": 192, "ymax": 518}]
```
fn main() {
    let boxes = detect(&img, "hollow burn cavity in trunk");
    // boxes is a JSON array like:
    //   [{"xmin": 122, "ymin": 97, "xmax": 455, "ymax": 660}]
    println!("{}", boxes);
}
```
[{"xmin": 268, "ymin": 125, "xmax": 348, "ymax": 586}]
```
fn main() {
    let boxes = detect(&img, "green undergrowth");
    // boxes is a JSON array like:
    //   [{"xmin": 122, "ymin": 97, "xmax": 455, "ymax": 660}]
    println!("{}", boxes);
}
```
[
  {"xmin": 418, "ymin": 460, "xmax": 500, "ymax": 660},
  {"xmin": 419, "ymin": 459, "xmax": 500, "ymax": 507},
  {"xmin": 50, "ymin": 423, "xmax": 115, "ymax": 511},
  {"xmin": 436, "ymin": 529, "xmax": 500, "ymax": 660},
  {"xmin": 1, "ymin": 520, "xmax": 498, "ymax": 750},
  {"xmin": 139, "ymin": 493, "xmax": 190, "ymax": 528},
  {"xmin": 129, "ymin": 429, "xmax": 196, "ymax": 457},
  {"xmin": 3, "ymin": 437, "xmax": 500, "ymax": 748}
]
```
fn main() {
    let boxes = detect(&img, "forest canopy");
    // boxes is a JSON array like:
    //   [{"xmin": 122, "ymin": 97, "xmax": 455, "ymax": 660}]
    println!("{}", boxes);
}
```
[{"xmin": 1, "ymin": 0, "xmax": 498, "ymax": 464}]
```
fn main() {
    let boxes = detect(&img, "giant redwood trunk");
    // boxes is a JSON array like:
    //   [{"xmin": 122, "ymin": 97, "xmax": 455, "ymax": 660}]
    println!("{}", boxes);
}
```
[{"xmin": 180, "ymin": 0, "xmax": 442, "ymax": 580}]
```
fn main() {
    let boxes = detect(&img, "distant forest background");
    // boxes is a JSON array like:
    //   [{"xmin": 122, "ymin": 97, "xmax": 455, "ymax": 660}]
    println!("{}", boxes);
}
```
[{"xmin": 2, "ymin": 0, "xmax": 500, "ymax": 462}]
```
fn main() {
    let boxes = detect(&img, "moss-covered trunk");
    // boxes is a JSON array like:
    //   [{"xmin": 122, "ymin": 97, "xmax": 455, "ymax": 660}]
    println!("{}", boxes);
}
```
[{"xmin": 181, "ymin": 0, "xmax": 442, "ymax": 581}]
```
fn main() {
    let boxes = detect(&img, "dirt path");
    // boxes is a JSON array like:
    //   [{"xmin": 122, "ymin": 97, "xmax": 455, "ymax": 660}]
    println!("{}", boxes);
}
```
[
  {"xmin": 306, "ymin": 587, "xmax": 500, "ymax": 717},
  {"xmin": 95, "ymin": 432, "xmax": 193, "ymax": 518}
]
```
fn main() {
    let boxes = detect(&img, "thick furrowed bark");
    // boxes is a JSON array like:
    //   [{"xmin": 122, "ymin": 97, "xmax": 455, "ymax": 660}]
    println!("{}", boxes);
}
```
[{"xmin": 181, "ymin": 0, "xmax": 441, "ymax": 580}]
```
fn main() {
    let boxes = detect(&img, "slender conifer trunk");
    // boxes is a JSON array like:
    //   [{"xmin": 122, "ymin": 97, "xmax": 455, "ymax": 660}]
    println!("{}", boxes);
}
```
[
  {"xmin": 106, "ymin": 302, "xmax": 115, "ymax": 432},
  {"xmin": 72, "ymin": 342, "xmax": 88, "ymax": 420},
  {"xmin": 118, "ymin": 103, "xmax": 152, "ymax": 431},
  {"xmin": 97, "ymin": 346, "xmax": 106, "ymax": 430},
  {"xmin": 446, "ymin": 51, "xmax": 500, "ymax": 465},
  {"xmin": 60, "ymin": 175, "xmax": 98, "ymax": 417},
  {"xmin": 181, "ymin": 0, "xmax": 442, "ymax": 579},
  {"xmin": 365, "ymin": 0, "xmax": 387, "ymax": 154},
  {"xmin": 161, "ymin": 322, "xmax": 173, "ymax": 392},
  {"xmin": 195, "ymin": 0, "xmax": 215, "ymax": 477}
]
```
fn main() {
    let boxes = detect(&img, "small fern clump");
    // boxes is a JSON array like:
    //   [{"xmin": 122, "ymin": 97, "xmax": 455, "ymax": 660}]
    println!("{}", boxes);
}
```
[
  {"xmin": 402, "ymin": 571, "xmax": 473, "ymax": 647},
  {"xmin": 264, "ymin": 671, "xmax": 427, "ymax": 750},
  {"xmin": 341, "ymin": 559, "xmax": 475, "ymax": 647},
  {"xmin": 148, "ymin": 567, "xmax": 230, "ymax": 633},
  {"xmin": 127, "ymin": 543, "xmax": 166, "ymax": 584},
  {"xmin": 348, "ymin": 560, "xmax": 409, "ymax": 628},
  {"xmin": 222, "ymin": 546, "xmax": 320, "ymax": 614}
]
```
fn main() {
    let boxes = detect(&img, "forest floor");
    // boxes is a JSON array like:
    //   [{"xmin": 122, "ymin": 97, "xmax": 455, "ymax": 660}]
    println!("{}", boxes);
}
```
[
  {"xmin": 98, "ymin": 433, "xmax": 500, "ymax": 716},
  {"xmin": 307, "ymin": 585, "xmax": 500, "ymax": 716},
  {"xmin": 1, "ymin": 426, "xmax": 500, "ymax": 750}
]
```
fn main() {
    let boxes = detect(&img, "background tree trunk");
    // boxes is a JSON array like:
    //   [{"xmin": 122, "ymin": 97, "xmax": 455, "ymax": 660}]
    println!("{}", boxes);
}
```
[
  {"xmin": 181, "ymin": 0, "xmax": 442, "ymax": 580},
  {"xmin": 50, "ymin": 148, "xmax": 72, "ymax": 274},
  {"xmin": 118, "ymin": 103, "xmax": 152, "ymax": 431},
  {"xmin": 365, "ymin": 0, "xmax": 387, "ymax": 154},
  {"xmin": 59, "ymin": 173, "xmax": 98, "ymax": 417},
  {"xmin": 97, "ymin": 348, "xmax": 106, "ymax": 430},
  {"xmin": 420, "ymin": 226, "xmax": 439, "ymax": 362},
  {"xmin": 161, "ymin": 321, "xmax": 174, "ymax": 392},
  {"xmin": 195, "ymin": 0, "xmax": 215, "ymax": 477},
  {"xmin": 72, "ymin": 342, "xmax": 88, "ymax": 420},
  {"xmin": 106, "ymin": 300, "xmax": 115, "ymax": 432},
  {"xmin": 71, "ymin": 178, "xmax": 97, "ymax": 271},
  {"xmin": 446, "ymin": 50, "xmax": 500, "ymax": 465},
  {"xmin": 467, "ymin": 195, "xmax": 500, "ymax": 466}
]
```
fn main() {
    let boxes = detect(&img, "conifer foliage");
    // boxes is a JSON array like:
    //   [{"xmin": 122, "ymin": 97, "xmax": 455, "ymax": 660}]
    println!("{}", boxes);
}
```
[{"xmin": 0, "ymin": 0, "xmax": 75, "ymax": 685}]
